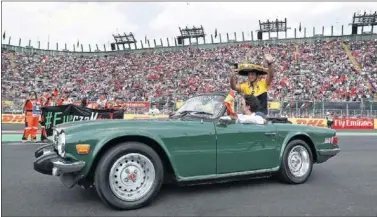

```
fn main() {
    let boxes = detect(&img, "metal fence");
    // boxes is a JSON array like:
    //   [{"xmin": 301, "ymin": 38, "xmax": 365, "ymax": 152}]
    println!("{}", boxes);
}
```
[
  {"xmin": 266, "ymin": 99, "xmax": 377, "ymax": 118},
  {"xmin": 3, "ymin": 97, "xmax": 377, "ymax": 118},
  {"xmin": 2, "ymin": 31, "xmax": 377, "ymax": 56},
  {"xmin": 269, "ymin": 100, "xmax": 377, "ymax": 118}
]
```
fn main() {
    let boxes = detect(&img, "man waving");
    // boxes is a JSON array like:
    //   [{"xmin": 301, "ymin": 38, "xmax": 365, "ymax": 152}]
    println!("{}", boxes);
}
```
[{"xmin": 230, "ymin": 53, "xmax": 275, "ymax": 116}]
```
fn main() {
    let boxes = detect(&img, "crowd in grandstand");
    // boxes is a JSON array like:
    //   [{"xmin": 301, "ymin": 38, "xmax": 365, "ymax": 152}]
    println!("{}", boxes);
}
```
[{"xmin": 1, "ymin": 38, "xmax": 377, "ymax": 116}]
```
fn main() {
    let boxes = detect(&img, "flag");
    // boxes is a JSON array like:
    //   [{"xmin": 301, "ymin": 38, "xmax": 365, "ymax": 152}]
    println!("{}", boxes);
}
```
[
  {"xmin": 299, "ymin": 23, "xmax": 302, "ymax": 32},
  {"xmin": 2, "ymin": 31, "xmax": 5, "ymax": 40},
  {"xmin": 223, "ymin": 89, "xmax": 237, "ymax": 117},
  {"xmin": 215, "ymin": 29, "xmax": 218, "ymax": 38}
]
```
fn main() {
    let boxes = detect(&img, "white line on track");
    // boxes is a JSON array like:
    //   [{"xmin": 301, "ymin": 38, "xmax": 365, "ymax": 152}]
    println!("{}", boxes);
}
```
[
  {"xmin": 336, "ymin": 132, "xmax": 377, "ymax": 136},
  {"xmin": 2, "ymin": 142, "xmax": 45, "ymax": 146}
]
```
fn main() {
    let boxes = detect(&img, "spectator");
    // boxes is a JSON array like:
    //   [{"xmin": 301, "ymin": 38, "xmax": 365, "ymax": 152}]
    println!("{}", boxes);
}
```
[{"xmin": 1, "ymin": 39, "xmax": 376, "ymax": 117}]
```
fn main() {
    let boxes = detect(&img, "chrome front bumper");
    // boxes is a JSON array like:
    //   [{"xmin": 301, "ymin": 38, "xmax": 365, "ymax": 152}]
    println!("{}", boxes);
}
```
[{"xmin": 34, "ymin": 144, "xmax": 86, "ymax": 188}]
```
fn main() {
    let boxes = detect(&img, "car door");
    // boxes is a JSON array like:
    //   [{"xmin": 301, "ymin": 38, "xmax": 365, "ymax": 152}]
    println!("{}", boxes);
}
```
[
  {"xmin": 215, "ymin": 122, "xmax": 277, "ymax": 174},
  {"xmin": 161, "ymin": 121, "xmax": 217, "ymax": 178}
]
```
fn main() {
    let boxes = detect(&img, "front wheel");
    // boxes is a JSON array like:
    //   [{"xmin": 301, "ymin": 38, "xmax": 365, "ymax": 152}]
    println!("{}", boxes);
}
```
[
  {"xmin": 94, "ymin": 142, "xmax": 164, "ymax": 210},
  {"xmin": 278, "ymin": 139, "xmax": 313, "ymax": 184}
]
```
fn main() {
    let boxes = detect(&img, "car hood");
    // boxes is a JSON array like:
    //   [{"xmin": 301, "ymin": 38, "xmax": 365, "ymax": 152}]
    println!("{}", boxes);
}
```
[{"xmin": 54, "ymin": 118, "xmax": 192, "ymax": 134}]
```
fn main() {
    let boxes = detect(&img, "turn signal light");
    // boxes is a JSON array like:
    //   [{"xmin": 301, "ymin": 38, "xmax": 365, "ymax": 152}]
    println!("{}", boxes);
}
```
[{"xmin": 76, "ymin": 144, "xmax": 90, "ymax": 154}]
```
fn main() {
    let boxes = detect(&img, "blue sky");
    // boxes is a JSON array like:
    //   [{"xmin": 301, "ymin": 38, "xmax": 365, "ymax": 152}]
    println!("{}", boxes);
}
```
[{"xmin": 2, "ymin": 2, "xmax": 376, "ymax": 51}]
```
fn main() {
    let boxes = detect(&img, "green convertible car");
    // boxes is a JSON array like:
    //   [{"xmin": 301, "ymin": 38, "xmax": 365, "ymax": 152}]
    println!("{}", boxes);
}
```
[{"xmin": 34, "ymin": 92, "xmax": 340, "ymax": 210}]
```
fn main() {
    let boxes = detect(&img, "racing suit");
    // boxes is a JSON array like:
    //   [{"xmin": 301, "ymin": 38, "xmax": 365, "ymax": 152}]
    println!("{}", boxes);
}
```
[
  {"xmin": 39, "ymin": 96, "xmax": 49, "ymax": 142},
  {"xmin": 22, "ymin": 99, "xmax": 42, "ymax": 142}
]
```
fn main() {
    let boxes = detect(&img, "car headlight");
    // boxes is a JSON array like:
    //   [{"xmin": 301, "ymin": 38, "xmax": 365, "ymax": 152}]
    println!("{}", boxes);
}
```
[
  {"xmin": 57, "ymin": 132, "xmax": 66, "ymax": 157},
  {"xmin": 53, "ymin": 130, "xmax": 58, "ymax": 144}
]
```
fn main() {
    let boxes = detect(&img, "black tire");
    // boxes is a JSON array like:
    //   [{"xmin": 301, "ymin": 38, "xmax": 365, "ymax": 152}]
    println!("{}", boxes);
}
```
[
  {"xmin": 94, "ymin": 142, "xmax": 164, "ymax": 210},
  {"xmin": 278, "ymin": 139, "xmax": 313, "ymax": 184}
]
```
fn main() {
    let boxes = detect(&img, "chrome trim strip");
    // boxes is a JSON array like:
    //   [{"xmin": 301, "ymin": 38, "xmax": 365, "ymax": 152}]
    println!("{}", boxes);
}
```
[{"xmin": 177, "ymin": 166, "xmax": 280, "ymax": 182}]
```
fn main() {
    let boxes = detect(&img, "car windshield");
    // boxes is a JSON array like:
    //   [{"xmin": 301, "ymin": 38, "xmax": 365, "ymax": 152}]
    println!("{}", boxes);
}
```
[{"xmin": 176, "ymin": 94, "xmax": 226, "ymax": 118}]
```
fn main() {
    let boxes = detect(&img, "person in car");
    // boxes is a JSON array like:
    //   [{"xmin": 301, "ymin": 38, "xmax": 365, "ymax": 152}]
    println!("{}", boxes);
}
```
[
  {"xmin": 221, "ymin": 95, "xmax": 266, "ymax": 125},
  {"xmin": 230, "ymin": 53, "xmax": 275, "ymax": 117}
]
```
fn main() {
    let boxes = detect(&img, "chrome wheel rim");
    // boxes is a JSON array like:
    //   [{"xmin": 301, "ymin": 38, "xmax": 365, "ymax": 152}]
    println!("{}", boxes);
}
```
[
  {"xmin": 287, "ymin": 145, "xmax": 310, "ymax": 178},
  {"xmin": 109, "ymin": 153, "xmax": 156, "ymax": 202}
]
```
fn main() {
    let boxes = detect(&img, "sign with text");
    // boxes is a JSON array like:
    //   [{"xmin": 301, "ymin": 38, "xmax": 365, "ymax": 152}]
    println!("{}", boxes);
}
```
[
  {"xmin": 123, "ymin": 114, "xmax": 169, "ymax": 120},
  {"xmin": 332, "ymin": 118, "xmax": 375, "ymax": 130},
  {"xmin": 288, "ymin": 118, "xmax": 327, "ymax": 128},
  {"xmin": 41, "ymin": 104, "xmax": 124, "ymax": 136},
  {"xmin": 2, "ymin": 114, "xmax": 25, "ymax": 124}
]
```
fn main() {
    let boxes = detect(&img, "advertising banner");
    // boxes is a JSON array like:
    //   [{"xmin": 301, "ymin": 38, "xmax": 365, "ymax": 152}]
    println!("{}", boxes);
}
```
[
  {"xmin": 176, "ymin": 101, "xmax": 184, "ymax": 109},
  {"xmin": 122, "ymin": 102, "xmax": 149, "ymax": 109},
  {"xmin": 72, "ymin": 101, "xmax": 150, "ymax": 109},
  {"xmin": 268, "ymin": 101, "xmax": 281, "ymax": 110},
  {"xmin": 288, "ymin": 118, "xmax": 327, "ymax": 128},
  {"xmin": 123, "ymin": 114, "xmax": 169, "ymax": 120},
  {"xmin": 332, "ymin": 118, "xmax": 375, "ymax": 130},
  {"xmin": 41, "ymin": 104, "xmax": 124, "ymax": 136},
  {"xmin": 2, "ymin": 100, "xmax": 14, "ymax": 105},
  {"xmin": 2, "ymin": 114, "xmax": 25, "ymax": 124}
]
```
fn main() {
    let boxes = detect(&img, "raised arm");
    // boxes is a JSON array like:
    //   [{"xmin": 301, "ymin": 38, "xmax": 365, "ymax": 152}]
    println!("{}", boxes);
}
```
[
  {"xmin": 230, "ymin": 70, "xmax": 241, "ymax": 92},
  {"xmin": 264, "ymin": 53, "xmax": 275, "ymax": 86}
]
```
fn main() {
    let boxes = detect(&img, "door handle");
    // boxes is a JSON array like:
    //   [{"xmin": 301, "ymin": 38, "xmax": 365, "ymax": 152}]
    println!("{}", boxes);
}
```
[{"xmin": 265, "ymin": 132, "xmax": 277, "ymax": 136}]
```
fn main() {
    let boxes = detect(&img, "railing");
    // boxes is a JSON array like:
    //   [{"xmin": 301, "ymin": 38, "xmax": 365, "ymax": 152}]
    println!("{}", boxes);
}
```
[
  {"xmin": 266, "ymin": 99, "xmax": 377, "ymax": 118},
  {"xmin": 3, "ymin": 98, "xmax": 377, "ymax": 118},
  {"xmin": 1, "ymin": 28, "xmax": 376, "ymax": 55}
]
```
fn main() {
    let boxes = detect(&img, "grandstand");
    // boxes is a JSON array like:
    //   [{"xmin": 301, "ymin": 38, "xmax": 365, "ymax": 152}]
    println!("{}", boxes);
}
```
[{"xmin": 2, "ymin": 20, "xmax": 377, "ymax": 118}]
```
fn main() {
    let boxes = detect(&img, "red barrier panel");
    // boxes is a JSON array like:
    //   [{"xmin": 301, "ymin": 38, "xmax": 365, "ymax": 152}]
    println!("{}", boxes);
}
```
[{"xmin": 332, "ymin": 118, "xmax": 375, "ymax": 130}]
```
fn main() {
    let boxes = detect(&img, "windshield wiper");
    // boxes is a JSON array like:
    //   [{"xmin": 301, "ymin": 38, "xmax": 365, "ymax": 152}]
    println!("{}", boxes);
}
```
[{"xmin": 178, "ymin": 110, "xmax": 214, "ymax": 118}]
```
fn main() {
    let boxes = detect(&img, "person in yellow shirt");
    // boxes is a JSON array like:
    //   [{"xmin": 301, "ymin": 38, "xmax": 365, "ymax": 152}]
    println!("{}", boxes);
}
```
[{"xmin": 230, "ymin": 53, "xmax": 275, "ymax": 116}]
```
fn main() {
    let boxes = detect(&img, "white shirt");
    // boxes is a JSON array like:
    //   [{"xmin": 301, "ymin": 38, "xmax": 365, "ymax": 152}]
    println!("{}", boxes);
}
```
[
  {"xmin": 237, "ymin": 113, "xmax": 265, "ymax": 125},
  {"xmin": 220, "ymin": 113, "xmax": 265, "ymax": 125}
]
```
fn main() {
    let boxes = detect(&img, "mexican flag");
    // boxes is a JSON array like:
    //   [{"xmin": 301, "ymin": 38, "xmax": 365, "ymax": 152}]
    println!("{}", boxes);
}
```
[{"xmin": 223, "ymin": 89, "xmax": 237, "ymax": 118}]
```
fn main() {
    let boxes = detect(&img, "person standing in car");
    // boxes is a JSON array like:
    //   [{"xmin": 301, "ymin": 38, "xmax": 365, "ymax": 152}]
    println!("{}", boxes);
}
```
[{"xmin": 230, "ymin": 53, "xmax": 275, "ymax": 117}]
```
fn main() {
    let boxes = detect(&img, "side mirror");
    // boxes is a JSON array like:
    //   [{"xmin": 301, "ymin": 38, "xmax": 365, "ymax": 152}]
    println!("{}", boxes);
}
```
[{"xmin": 217, "ymin": 116, "xmax": 234, "ymax": 126}]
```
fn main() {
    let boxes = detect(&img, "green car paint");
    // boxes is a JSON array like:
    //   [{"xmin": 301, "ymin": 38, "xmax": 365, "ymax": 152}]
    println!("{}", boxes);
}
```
[
  {"xmin": 216, "ymin": 123, "xmax": 278, "ymax": 173},
  {"xmin": 54, "ymin": 93, "xmax": 338, "ymax": 183}
]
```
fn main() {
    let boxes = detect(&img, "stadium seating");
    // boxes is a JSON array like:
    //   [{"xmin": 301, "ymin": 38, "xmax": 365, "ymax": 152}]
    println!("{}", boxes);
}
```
[{"xmin": 1, "ymin": 38, "xmax": 377, "ymax": 117}]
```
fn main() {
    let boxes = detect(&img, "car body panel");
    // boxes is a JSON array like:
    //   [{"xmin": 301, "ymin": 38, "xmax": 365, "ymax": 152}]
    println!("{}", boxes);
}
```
[
  {"xmin": 57, "ymin": 119, "xmax": 218, "ymax": 179},
  {"xmin": 43, "ymin": 93, "xmax": 339, "ymax": 186},
  {"xmin": 215, "ymin": 122, "xmax": 278, "ymax": 174}
]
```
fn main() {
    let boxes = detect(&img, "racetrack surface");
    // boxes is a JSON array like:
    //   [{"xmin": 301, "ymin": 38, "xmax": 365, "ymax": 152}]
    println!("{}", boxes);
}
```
[
  {"xmin": 2, "ymin": 136, "xmax": 377, "ymax": 216},
  {"xmin": 2, "ymin": 123, "xmax": 24, "ymax": 132}
]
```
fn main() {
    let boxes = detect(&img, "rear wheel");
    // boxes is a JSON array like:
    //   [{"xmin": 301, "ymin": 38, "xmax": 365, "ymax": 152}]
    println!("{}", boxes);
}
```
[
  {"xmin": 94, "ymin": 142, "xmax": 164, "ymax": 210},
  {"xmin": 278, "ymin": 139, "xmax": 313, "ymax": 184}
]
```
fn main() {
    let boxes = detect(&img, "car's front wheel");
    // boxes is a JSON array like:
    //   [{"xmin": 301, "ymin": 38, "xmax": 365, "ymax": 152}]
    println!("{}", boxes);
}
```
[
  {"xmin": 94, "ymin": 142, "xmax": 164, "ymax": 210},
  {"xmin": 278, "ymin": 139, "xmax": 313, "ymax": 184}
]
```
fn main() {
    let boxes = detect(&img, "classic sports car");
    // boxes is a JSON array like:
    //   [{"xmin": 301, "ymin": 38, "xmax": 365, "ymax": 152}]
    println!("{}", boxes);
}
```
[{"xmin": 34, "ymin": 92, "xmax": 340, "ymax": 210}]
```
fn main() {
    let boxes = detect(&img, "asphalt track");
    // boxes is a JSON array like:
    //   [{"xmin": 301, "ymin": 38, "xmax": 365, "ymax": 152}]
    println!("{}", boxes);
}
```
[{"xmin": 2, "ymin": 132, "xmax": 377, "ymax": 216}]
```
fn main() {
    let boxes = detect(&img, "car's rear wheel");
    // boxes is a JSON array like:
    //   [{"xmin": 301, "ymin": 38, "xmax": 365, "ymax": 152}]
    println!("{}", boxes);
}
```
[
  {"xmin": 94, "ymin": 142, "xmax": 164, "ymax": 210},
  {"xmin": 278, "ymin": 139, "xmax": 313, "ymax": 184}
]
